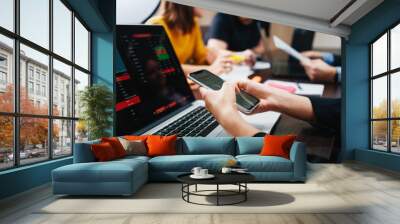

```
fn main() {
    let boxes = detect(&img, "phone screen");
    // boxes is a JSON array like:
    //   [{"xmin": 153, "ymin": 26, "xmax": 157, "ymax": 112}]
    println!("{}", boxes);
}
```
[{"xmin": 190, "ymin": 70, "xmax": 260, "ymax": 111}]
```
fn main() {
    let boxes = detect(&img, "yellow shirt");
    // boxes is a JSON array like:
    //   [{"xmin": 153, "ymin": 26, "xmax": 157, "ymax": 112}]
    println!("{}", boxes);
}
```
[{"xmin": 147, "ymin": 16, "xmax": 208, "ymax": 65}]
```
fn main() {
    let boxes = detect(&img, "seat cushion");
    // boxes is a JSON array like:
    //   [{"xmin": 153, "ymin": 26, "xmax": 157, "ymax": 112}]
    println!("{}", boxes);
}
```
[
  {"xmin": 236, "ymin": 155, "xmax": 293, "ymax": 172},
  {"xmin": 149, "ymin": 154, "xmax": 235, "ymax": 172},
  {"xmin": 236, "ymin": 137, "xmax": 264, "ymax": 155},
  {"xmin": 53, "ymin": 159, "xmax": 147, "ymax": 183},
  {"xmin": 177, "ymin": 137, "xmax": 235, "ymax": 155}
]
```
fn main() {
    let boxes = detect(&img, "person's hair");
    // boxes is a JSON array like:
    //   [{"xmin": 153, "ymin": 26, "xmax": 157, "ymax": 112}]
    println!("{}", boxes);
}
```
[{"xmin": 163, "ymin": 2, "xmax": 195, "ymax": 34}]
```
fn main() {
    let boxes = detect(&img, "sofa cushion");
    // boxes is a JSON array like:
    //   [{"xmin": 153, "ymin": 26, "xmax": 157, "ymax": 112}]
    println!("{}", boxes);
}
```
[
  {"xmin": 53, "ymin": 158, "xmax": 147, "ymax": 183},
  {"xmin": 149, "ymin": 154, "xmax": 235, "ymax": 172},
  {"xmin": 101, "ymin": 137, "xmax": 127, "ymax": 158},
  {"xmin": 177, "ymin": 137, "xmax": 235, "ymax": 155},
  {"xmin": 146, "ymin": 135, "xmax": 177, "ymax": 157},
  {"xmin": 91, "ymin": 142, "xmax": 118, "ymax": 161},
  {"xmin": 236, "ymin": 155, "xmax": 293, "ymax": 172},
  {"xmin": 115, "ymin": 155, "xmax": 150, "ymax": 164},
  {"xmin": 118, "ymin": 138, "xmax": 147, "ymax": 156},
  {"xmin": 73, "ymin": 140, "xmax": 100, "ymax": 163},
  {"xmin": 236, "ymin": 137, "xmax": 263, "ymax": 155}
]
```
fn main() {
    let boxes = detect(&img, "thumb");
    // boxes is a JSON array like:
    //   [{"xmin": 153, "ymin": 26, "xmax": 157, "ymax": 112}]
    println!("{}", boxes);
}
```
[{"xmin": 199, "ymin": 87, "xmax": 209, "ymax": 99}]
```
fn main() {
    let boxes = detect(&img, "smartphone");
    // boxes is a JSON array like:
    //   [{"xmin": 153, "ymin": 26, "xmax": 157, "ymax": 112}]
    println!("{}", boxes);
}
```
[{"xmin": 189, "ymin": 70, "xmax": 260, "ymax": 114}]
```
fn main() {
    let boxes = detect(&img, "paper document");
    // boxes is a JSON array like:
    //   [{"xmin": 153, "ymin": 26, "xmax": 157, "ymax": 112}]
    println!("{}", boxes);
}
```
[
  {"xmin": 253, "ymin": 61, "xmax": 271, "ymax": 70},
  {"xmin": 264, "ymin": 80, "xmax": 324, "ymax": 96},
  {"xmin": 220, "ymin": 65, "xmax": 253, "ymax": 82},
  {"xmin": 273, "ymin": 36, "xmax": 311, "ymax": 64}
]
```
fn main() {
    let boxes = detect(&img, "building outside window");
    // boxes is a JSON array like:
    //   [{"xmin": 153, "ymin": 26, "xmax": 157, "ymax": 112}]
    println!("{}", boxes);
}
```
[
  {"xmin": 28, "ymin": 81, "xmax": 34, "ymax": 94},
  {"xmin": 370, "ymin": 22, "xmax": 400, "ymax": 154},
  {"xmin": 0, "ymin": 0, "xmax": 91, "ymax": 170},
  {"xmin": 41, "ymin": 85, "xmax": 46, "ymax": 97},
  {"xmin": 0, "ymin": 71, "xmax": 6, "ymax": 84},
  {"xmin": 28, "ymin": 66, "xmax": 34, "ymax": 80},
  {"xmin": 0, "ymin": 54, "xmax": 7, "ymax": 90}
]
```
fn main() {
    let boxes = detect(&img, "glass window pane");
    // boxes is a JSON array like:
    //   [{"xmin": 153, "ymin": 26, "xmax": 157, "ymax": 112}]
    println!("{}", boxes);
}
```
[
  {"xmin": 20, "ymin": 0, "xmax": 49, "ymax": 49},
  {"xmin": 372, "ymin": 76, "xmax": 387, "ymax": 119},
  {"xmin": 0, "ymin": 0, "xmax": 14, "ymax": 31},
  {"xmin": 74, "ymin": 69, "xmax": 89, "ymax": 118},
  {"xmin": 372, "ymin": 121, "xmax": 388, "ymax": 151},
  {"xmin": 372, "ymin": 33, "xmax": 387, "ymax": 76},
  {"xmin": 74, "ymin": 18, "xmax": 89, "ymax": 70},
  {"xmin": 20, "ymin": 117, "xmax": 49, "ymax": 165},
  {"xmin": 20, "ymin": 45, "xmax": 49, "ymax": 115},
  {"xmin": 53, "ymin": 119, "xmax": 72, "ymax": 157},
  {"xmin": 391, "ymin": 24, "xmax": 400, "ymax": 70},
  {"xmin": 53, "ymin": 59, "xmax": 72, "ymax": 117},
  {"xmin": 0, "ymin": 116, "xmax": 14, "ymax": 170},
  {"xmin": 391, "ymin": 72, "xmax": 400, "ymax": 118},
  {"xmin": 53, "ymin": 0, "xmax": 72, "ymax": 60},
  {"xmin": 0, "ymin": 34, "xmax": 14, "ymax": 112},
  {"xmin": 75, "ymin": 120, "xmax": 88, "ymax": 143},
  {"xmin": 391, "ymin": 120, "xmax": 400, "ymax": 153}
]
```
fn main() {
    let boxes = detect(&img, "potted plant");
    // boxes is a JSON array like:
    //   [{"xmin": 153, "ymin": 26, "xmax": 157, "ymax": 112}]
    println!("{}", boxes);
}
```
[{"xmin": 79, "ymin": 84, "xmax": 113, "ymax": 140}]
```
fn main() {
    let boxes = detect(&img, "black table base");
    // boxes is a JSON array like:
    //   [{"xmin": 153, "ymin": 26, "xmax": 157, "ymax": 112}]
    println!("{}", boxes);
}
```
[{"xmin": 181, "ymin": 183, "xmax": 249, "ymax": 206}]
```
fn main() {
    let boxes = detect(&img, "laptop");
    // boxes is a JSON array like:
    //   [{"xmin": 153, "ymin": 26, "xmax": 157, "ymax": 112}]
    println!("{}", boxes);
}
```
[{"xmin": 115, "ymin": 25, "xmax": 280, "ymax": 137}]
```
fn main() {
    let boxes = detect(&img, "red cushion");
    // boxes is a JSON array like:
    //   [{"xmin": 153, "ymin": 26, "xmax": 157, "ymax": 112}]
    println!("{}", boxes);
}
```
[
  {"xmin": 91, "ymin": 142, "xmax": 118, "ymax": 162},
  {"xmin": 259, "ymin": 135, "xmax": 297, "ymax": 159},
  {"xmin": 101, "ymin": 137, "xmax": 126, "ymax": 158},
  {"xmin": 146, "ymin": 135, "xmax": 177, "ymax": 157},
  {"xmin": 124, "ymin": 135, "xmax": 149, "ymax": 141}
]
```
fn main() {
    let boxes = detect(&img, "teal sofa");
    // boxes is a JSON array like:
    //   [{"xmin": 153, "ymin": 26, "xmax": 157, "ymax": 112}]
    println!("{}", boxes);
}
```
[{"xmin": 52, "ymin": 137, "xmax": 306, "ymax": 196}]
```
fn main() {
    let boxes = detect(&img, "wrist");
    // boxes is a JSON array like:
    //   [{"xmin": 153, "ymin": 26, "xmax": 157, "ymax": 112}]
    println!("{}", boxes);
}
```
[{"xmin": 217, "ymin": 108, "xmax": 260, "ymax": 136}]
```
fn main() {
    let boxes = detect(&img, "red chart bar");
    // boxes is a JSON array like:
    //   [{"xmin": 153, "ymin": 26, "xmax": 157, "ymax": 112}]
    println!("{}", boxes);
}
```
[
  {"xmin": 115, "ymin": 96, "xmax": 141, "ymax": 112},
  {"xmin": 116, "ymin": 73, "xmax": 131, "ymax": 82},
  {"xmin": 162, "ymin": 67, "xmax": 176, "ymax": 74},
  {"xmin": 131, "ymin": 33, "xmax": 151, "ymax": 38}
]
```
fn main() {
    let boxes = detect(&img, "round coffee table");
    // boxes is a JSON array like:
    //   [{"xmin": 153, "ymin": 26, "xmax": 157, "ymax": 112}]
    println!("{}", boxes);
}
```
[{"xmin": 177, "ymin": 173, "xmax": 255, "ymax": 206}]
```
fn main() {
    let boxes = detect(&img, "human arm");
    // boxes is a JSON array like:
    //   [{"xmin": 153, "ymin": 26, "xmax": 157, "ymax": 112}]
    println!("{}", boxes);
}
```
[
  {"xmin": 181, "ymin": 54, "xmax": 234, "ymax": 76},
  {"xmin": 251, "ymin": 38, "xmax": 265, "ymax": 56},
  {"xmin": 301, "ymin": 59, "xmax": 338, "ymax": 83},
  {"xmin": 199, "ymin": 83, "xmax": 260, "ymax": 136},
  {"xmin": 199, "ymin": 81, "xmax": 316, "ymax": 136}
]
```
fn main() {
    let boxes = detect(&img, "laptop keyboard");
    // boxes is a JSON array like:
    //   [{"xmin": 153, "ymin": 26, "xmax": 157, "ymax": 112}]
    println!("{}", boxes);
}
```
[{"xmin": 154, "ymin": 107, "xmax": 219, "ymax": 137}]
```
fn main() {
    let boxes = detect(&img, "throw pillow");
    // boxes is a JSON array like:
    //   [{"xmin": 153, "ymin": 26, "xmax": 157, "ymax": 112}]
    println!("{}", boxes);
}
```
[
  {"xmin": 124, "ymin": 135, "xmax": 149, "ymax": 141},
  {"xmin": 118, "ymin": 137, "xmax": 147, "ymax": 156},
  {"xmin": 259, "ymin": 135, "xmax": 297, "ymax": 159},
  {"xmin": 146, "ymin": 135, "xmax": 177, "ymax": 157},
  {"xmin": 91, "ymin": 142, "xmax": 118, "ymax": 161},
  {"xmin": 101, "ymin": 137, "xmax": 126, "ymax": 158}
]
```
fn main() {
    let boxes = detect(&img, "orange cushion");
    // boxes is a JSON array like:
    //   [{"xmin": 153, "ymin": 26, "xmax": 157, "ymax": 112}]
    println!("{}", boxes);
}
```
[
  {"xmin": 146, "ymin": 135, "xmax": 177, "ymax": 157},
  {"xmin": 91, "ymin": 142, "xmax": 118, "ymax": 162},
  {"xmin": 124, "ymin": 135, "xmax": 149, "ymax": 141},
  {"xmin": 259, "ymin": 135, "xmax": 297, "ymax": 159},
  {"xmin": 101, "ymin": 137, "xmax": 126, "ymax": 158}
]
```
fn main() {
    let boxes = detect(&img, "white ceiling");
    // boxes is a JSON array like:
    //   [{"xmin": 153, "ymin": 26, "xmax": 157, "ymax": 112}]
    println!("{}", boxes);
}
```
[
  {"xmin": 226, "ymin": 0, "xmax": 352, "ymax": 21},
  {"xmin": 168, "ymin": 0, "xmax": 384, "ymax": 37}
]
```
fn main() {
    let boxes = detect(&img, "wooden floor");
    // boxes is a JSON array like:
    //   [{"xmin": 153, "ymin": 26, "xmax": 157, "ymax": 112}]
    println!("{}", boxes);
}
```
[{"xmin": 1, "ymin": 162, "xmax": 400, "ymax": 224}]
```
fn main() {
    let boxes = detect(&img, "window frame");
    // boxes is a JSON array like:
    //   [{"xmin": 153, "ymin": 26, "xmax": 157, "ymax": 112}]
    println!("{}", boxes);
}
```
[
  {"xmin": 0, "ymin": 0, "xmax": 92, "ymax": 171},
  {"xmin": 370, "ymin": 20, "xmax": 400, "ymax": 154}
]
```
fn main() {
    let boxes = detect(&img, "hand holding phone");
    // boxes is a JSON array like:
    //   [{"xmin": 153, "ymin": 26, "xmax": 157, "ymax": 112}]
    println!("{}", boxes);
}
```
[{"xmin": 189, "ymin": 70, "xmax": 260, "ymax": 114}]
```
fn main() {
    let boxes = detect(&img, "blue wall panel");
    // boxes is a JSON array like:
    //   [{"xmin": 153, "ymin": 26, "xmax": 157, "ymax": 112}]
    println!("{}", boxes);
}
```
[
  {"xmin": 344, "ymin": 0, "xmax": 400, "ymax": 171},
  {"xmin": 0, "ymin": 158, "xmax": 72, "ymax": 199}
]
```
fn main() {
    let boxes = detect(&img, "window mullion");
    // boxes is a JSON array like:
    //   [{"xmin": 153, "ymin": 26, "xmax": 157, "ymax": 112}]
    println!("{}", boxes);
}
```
[
  {"xmin": 48, "ymin": 0, "xmax": 54, "ymax": 160},
  {"xmin": 0, "ymin": 0, "xmax": 88, "ymax": 170},
  {"xmin": 71, "ymin": 10, "xmax": 76, "ymax": 155},
  {"xmin": 388, "ymin": 30, "xmax": 391, "ymax": 152},
  {"xmin": 13, "ymin": 0, "xmax": 21, "ymax": 167}
]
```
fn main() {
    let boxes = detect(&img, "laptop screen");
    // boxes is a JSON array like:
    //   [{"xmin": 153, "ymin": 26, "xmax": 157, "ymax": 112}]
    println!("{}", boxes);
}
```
[{"xmin": 115, "ymin": 25, "xmax": 195, "ymax": 136}]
